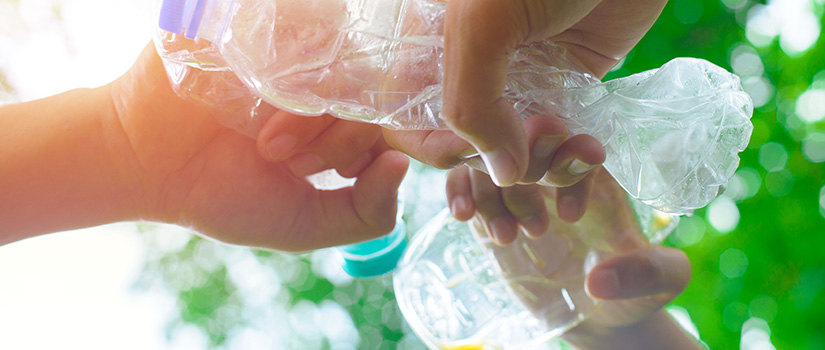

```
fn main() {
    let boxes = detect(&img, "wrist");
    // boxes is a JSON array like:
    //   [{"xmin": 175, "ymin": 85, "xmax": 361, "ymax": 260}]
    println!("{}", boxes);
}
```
[{"xmin": 96, "ymin": 82, "xmax": 158, "ymax": 222}]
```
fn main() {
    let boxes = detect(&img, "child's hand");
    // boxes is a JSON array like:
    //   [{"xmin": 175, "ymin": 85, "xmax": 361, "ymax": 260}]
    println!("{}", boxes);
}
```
[
  {"xmin": 446, "ymin": 164, "xmax": 696, "ymax": 349},
  {"xmin": 444, "ymin": 112, "xmax": 604, "ymax": 244}
]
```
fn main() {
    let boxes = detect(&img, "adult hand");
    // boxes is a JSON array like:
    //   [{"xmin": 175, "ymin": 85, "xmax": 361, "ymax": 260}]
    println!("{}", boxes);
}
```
[{"xmin": 111, "ymin": 43, "xmax": 408, "ymax": 251}]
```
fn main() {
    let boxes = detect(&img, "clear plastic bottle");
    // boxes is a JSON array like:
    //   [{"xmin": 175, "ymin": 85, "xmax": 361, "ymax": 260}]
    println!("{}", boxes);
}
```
[
  {"xmin": 154, "ymin": 3, "xmax": 275, "ymax": 138},
  {"xmin": 393, "ymin": 173, "xmax": 678, "ymax": 349},
  {"xmin": 155, "ymin": 0, "xmax": 753, "ymax": 214}
]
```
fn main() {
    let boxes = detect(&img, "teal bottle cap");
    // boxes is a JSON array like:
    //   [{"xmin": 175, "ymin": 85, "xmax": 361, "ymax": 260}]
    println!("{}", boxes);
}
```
[{"xmin": 339, "ymin": 223, "xmax": 407, "ymax": 278}]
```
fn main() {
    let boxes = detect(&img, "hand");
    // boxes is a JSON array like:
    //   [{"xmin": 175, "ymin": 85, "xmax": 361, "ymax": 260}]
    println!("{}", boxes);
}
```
[
  {"xmin": 451, "ymin": 166, "xmax": 696, "ymax": 348},
  {"xmin": 110, "ymin": 43, "xmax": 409, "ymax": 251},
  {"xmin": 256, "ymin": 111, "xmax": 387, "ymax": 179},
  {"xmin": 438, "ymin": 0, "xmax": 667, "ymax": 187},
  {"xmin": 562, "ymin": 246, "xmax": 695, "ymax": 350},
  {"xmin": 446, "ymin": 112, "xmax": 605, "ymax": 242}
]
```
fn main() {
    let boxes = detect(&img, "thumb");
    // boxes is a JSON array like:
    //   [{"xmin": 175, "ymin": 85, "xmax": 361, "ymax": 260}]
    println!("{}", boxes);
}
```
[
  {"xmin": 586, "ymin": 246, "xmax": 691, "ymax": 301},
  {"xmin": 310, "ymin": 150, "xmax": 410, "ymax": 248}
]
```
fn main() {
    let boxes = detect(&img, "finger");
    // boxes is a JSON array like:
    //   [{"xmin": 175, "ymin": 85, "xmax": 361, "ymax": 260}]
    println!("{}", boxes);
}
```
[
  {"xmin": 256, "ymin": 110, "xmax": 335, "ymax": 162},
  {"xmin": 287, "ymin": 120, "xmax": 382, "ymax": 176},
  {"xmin": 555, "ymin": 169, "xmax": 597, "ymax": 223},
  {"xmin": 586, "ymin": 247, "xmax": 691, "ymax": 301},
  {"xmin": 442, "ymin": 0, "xmax": 602, "ymax": 187},
  {"xmin": 446, "ymin": 165, "xmax": 476, "ymax": 221},
  {"xmin": 470, "ymin": 169, "xmax": 518, "ymax": 245},
  {"xmin": 383, "ymin": 129, "xmax": 475, "ymax": 169},
  {"xmin": 501, "ymin": 184, "xmax": 550, "ymax": 238},
  {"xmin": 336, "ymin": 137, "xmax": 395, "ymax": 178},
  {"xmin": 522, "ymin": 114, "xmax": 569, "ymax": 183},
  {"xmin": 309, "ymin": 150, "xmax": 410, "ymax": 248},
  {"xmin": 538, "ymin": 134, "xmax": 605, "ymax": 187},
  {"xmin": 442, "ymin": 0, "xmax": 527, "ymax": 187}
]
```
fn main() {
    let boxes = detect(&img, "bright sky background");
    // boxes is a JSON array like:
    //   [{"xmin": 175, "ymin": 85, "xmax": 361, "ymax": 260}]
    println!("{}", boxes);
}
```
[{"xmin": 0, "ymin": 0, "xmax": 190, "ymax": 349}]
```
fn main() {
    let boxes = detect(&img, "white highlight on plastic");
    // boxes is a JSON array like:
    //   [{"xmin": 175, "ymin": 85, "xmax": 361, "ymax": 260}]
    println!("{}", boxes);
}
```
[{"xmin": 560, "ymin": 288, "xmax": 575, "ymax": 312}]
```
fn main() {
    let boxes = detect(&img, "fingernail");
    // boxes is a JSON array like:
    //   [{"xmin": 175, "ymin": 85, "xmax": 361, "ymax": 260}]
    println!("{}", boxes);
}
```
[
  {"xmin": 266, "ymin": 134, "xmax": 297, "ymax": 161},
  {"xmin": 520, "ymin": 215, "xmax": 545, "ymax": 238},
  {"xmin": 338, "ymin": 152, "xmax": 373, "ymax": 177},
  {"xmin": 458, "ymin": 147, "xmax": 480, "ymax": 160},
  {"xmin": 557, "ymin": 194, "xmax": 582, "ymax": 223},
  {"xmin": 488, "ymin": 217, "xmax": 515, "ymax": 245},
  {"xmin": 450, "ymin": 195, "xmax": 472, "ymax": 218},
  {"xmin": 288, "ymin": 153, "xmax": 327, "ymax": 176},
  {"xmin": 567, "ymin": 158, "xmax": 597, "ymax": 176},
  {"xmin": 588, "ymin": 268, "xmax": 621, "ymax": 299},
  {"xmin": 480, "ymin": 149, "xmax": 519, "ymax": 187},
  {"xmin": 532, "ymin": 135, "xmax": 565, "ymax": 159}
]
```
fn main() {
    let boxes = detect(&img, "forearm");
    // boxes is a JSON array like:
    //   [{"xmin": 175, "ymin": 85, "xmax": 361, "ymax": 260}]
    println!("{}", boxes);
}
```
[
  {"xmin": 0, "ymin": 86, "xmax": 147, "ymax": 244},
  {"xmin": 564, "ymin": 310, "xmax": 703, "ymax": 350}
]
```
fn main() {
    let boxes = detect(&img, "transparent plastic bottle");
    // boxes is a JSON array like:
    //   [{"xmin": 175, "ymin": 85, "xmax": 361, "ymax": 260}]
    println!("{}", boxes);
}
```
[
  {"xmin": 154, "ymin": 5, "xmax": 275, "ymax": 138},
  {"xmin": 393, "ymin": 173, "xmax": 678, "ymax": 349},
  {"xmin": 155, "ymin": 0, "xmax": 753, "ymax": 214}
]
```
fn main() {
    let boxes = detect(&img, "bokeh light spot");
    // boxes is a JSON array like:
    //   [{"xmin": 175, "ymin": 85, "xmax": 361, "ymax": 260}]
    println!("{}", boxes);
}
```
[
  {"xmin": 795, "ymin": 88, "xmax": 825, "ymax": 123},
  {"xmin": 745, "ymin": 0, "xmax": 822, "ymax": 56},
  {"xmin": 743, "ymin": 76, "xmax": 774, "ymax": 107},
  {"xmin": 758, "ymin": 142, "xmax": 789, "ymax": 171},
  {"xmin": 802, "ymin": 132, "xmax": 825, "ymax": 163},
  {"xmin": 779, "ymin": 10, "xmax": 821, "ymax": 56},
  {"xmin": 745, "ymin": 5, "xmax": 777, "ymax": 47},
  {"xmin": 725, "ymin": 167, "xmax": 762, "ymax": 201},
  {"xmin": 731, "ymin": 44, "xmax": 765, "ymax": 78},
  {"xmin": 741, "ymin": 317, "xmax": 776, "ymax": 350},
  {"xmin": 722, "ymin": 0, "xmax": 749, "ymax": 10},
  {"xmin": 670, "ymin": 215, "xmax": 707, "ymax": 247},
  {"xmin": 765, "ymin": 169, "xmax": 794, "ymax": 197},
  {"xmin": 749, "ymin": 295, "xmax": 779, "ymax": 322},
  {"xmin": 723, "ymin": 301, "xmax": 750, "ymax": 332},
  {"xmin": 708, "ymin": 196, "xmax": 741, "ymax": 233},
  {"xmin": 720, "ymin": 248, "xmax": 749, "ymax": 279}
]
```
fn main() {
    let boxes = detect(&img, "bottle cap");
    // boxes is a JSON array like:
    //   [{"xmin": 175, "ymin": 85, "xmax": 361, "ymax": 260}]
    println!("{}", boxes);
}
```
[
  {"xmin": 158, "ymin": 0, "xmax": 209, "ymax": 39},
  {"xmin": 339, "ymin": 222, "xmax": 407, "ymax": 278}
]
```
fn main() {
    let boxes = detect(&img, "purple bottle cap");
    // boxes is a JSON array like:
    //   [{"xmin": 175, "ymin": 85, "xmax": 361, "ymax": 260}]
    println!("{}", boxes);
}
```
[
  {"xmin": 184, "ymin": 0, "xmax": 208, "ymax": 39},
  {"xmin": 158, "ymin": 0, "xmax": 210, "ymax": 39},
  {"xmin": 158, "ymin": 0, "xmax": 187, "ymax": 34}
]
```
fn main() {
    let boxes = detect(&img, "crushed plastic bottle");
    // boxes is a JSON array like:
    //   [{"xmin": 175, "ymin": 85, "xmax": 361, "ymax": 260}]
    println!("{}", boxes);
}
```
[
  {"xmin": 394, "ymin": 173, "xmax": 678, "ymax": 349},
  {"xmin": 154, "ymin": 0, "xmax": 753, "ymax": 214},
  {"xmin": 151, "ymin": 2, "xmax": 749, "ymax": 347}
]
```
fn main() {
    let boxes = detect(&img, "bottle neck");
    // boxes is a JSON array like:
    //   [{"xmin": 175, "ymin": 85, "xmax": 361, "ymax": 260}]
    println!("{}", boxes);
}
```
[{"xmin": 158, "ymin": 0, "xmax": 231, "ymax": 42}]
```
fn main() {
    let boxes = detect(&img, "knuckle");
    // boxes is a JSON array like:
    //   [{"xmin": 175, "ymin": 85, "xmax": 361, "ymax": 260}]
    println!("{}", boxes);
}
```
[{"xmin": 443, "ymin": 108, "xmax": 477, "ymax": 134}]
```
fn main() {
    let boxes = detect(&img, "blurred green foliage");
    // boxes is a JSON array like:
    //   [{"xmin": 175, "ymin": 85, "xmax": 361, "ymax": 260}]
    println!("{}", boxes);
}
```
[{"xmin": 137, "ymin": 0, "xmax": 825, "ymax": 349}]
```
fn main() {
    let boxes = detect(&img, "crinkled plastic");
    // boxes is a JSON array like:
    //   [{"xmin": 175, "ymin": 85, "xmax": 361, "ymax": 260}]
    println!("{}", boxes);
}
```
[
  {"xmin": 154, "ymin": 30, "xmax": 275, "ymax": 138},
  {"xmin": 154, "ymin": 0, "xmax": 753, "ymax": 214},
  {"xmin": 394, "ymin": 176, "xmax": 679, "ymax": 349}
]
